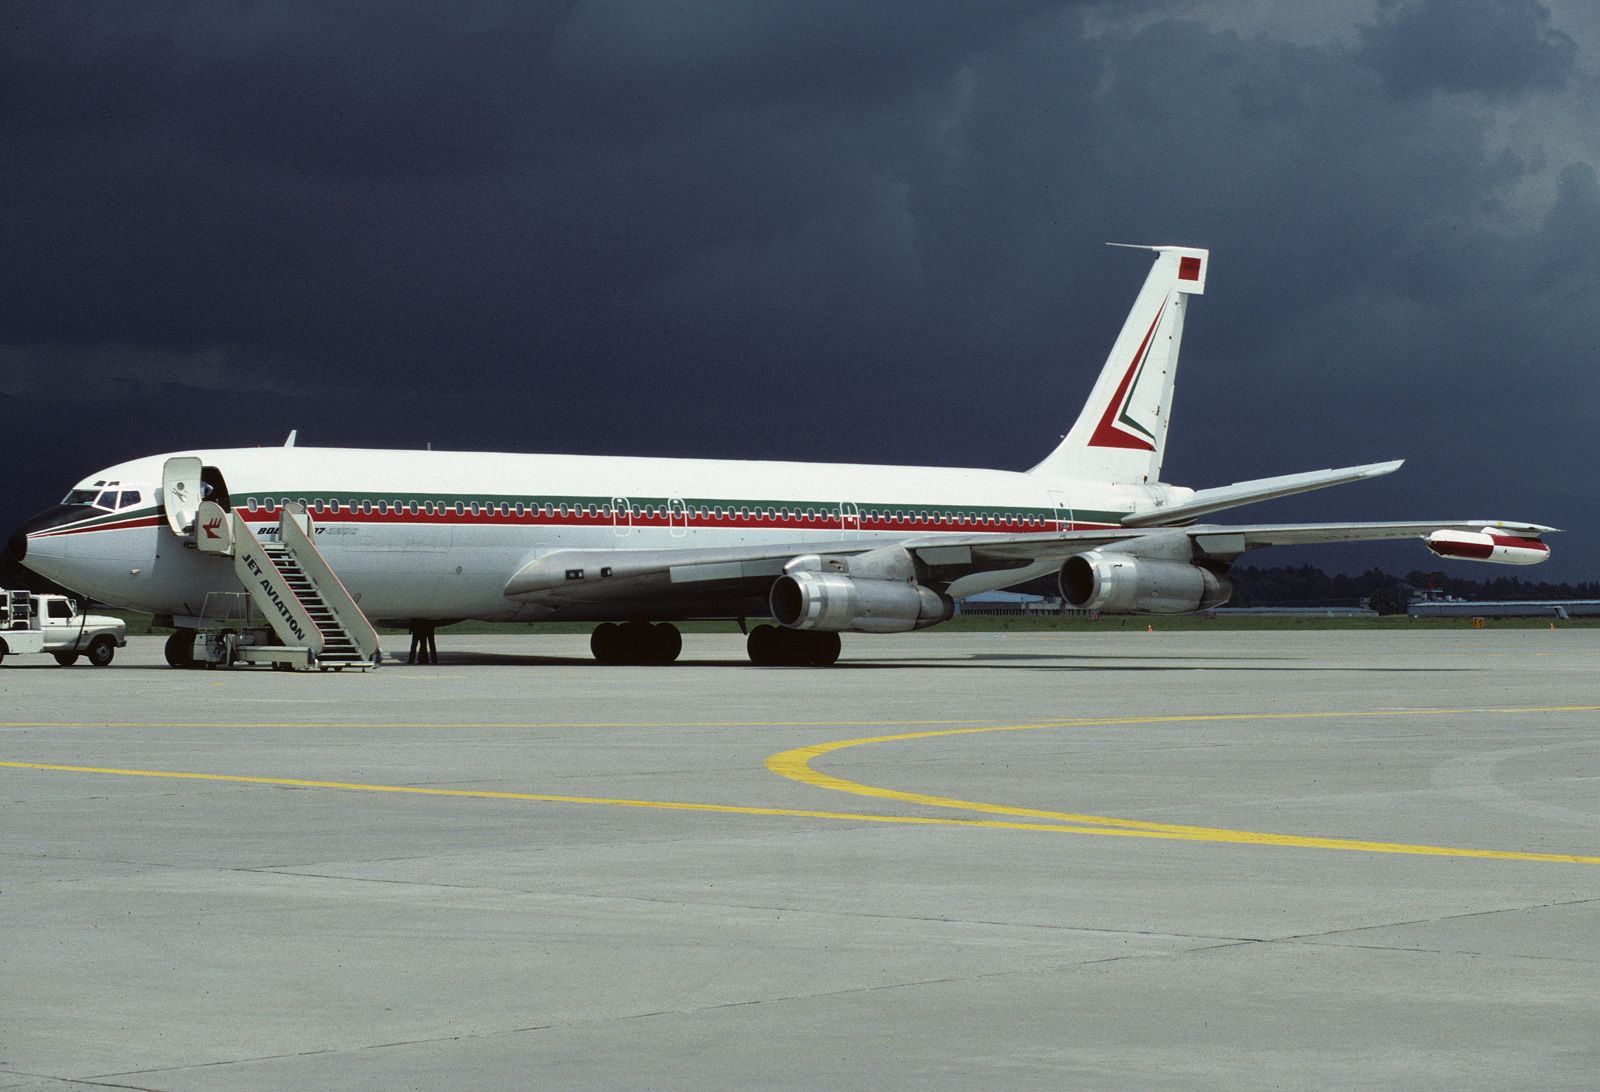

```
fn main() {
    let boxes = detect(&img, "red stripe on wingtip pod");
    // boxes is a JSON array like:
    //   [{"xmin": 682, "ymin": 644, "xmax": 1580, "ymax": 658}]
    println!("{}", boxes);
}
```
[
  {"xmin": 1489, "ymin": 535, "xmax": 1548, "ymax": 552},
  {"xmin": 1428, "ymin": 540, "xmax": 1493, "ymax": 560}
]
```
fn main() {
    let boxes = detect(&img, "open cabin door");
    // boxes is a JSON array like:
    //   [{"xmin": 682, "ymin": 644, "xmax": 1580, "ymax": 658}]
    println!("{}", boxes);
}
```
[{"xmin": 162, "ymin": 457, "xmax": 203, "ymax": 535}]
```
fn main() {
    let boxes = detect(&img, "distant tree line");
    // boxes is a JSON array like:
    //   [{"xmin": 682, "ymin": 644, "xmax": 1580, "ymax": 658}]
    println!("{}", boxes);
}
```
[
  {"xmin": 1011, "ymin": 564, "xmax": 1600, "ymax": 615},
  {"xmin": 1229, "ymin": 565, "xmax": 1600, "ymax": 613}
]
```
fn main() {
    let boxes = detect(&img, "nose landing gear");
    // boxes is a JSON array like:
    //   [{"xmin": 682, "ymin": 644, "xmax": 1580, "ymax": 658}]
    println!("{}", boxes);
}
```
[{"xmin": 164, "ymin": 629, "xmax": 198, "ymax": 668}]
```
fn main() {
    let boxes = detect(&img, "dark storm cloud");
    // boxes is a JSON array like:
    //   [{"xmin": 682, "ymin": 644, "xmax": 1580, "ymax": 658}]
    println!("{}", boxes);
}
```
[
  {"xmin": 1357, "ymin": 0, "xmax": 1578, "ymax": 98},
  {"xmin": 0, "ymin": 2, "xmax": 1595, "ymax": 577}
]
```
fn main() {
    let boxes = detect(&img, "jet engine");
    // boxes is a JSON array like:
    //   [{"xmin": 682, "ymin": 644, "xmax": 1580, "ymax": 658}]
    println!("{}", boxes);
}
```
[
  {"xmin": 770, "ymin": 571, "xmax": 954, "ymax": 633},
  {"xmin": 1059, "ymin": 551, "xmax": 1233, "ymax": 614}
]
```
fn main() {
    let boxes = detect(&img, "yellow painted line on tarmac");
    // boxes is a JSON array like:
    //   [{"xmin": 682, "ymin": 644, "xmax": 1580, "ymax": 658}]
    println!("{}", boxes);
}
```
[
  {"xmin": 1, "ymin": 758, "xmax": 1597, "ymax": 862},
  {"xmin": 0, "ymin": 759, "xmax": 1373, "ymax": 843},
  {"xmin": 0, "ymin": 718, "xmax": 983, "ymax": 730},
  {"xmin": 764, "ymin": 705, "xmax": 1600, "ymax": 863}
]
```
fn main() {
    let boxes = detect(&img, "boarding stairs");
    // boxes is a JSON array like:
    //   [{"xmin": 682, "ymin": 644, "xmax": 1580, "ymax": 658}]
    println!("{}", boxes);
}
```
[
  {"xmin": 194, "ymin": 497, "xmax": 381, "ymax": 670},
  {"xmin": 258, "ymin": 541, "xmax": 364, "ymax": 665}
]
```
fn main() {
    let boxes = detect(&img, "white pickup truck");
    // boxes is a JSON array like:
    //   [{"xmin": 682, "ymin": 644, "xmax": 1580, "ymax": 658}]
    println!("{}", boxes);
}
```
[{"xmin": 0, "ymin": 590, "xmax": 127, "ymax": 666}]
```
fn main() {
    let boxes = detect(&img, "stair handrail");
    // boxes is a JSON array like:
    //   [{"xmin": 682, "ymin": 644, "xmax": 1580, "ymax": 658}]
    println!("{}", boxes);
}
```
[
  {"xmin": 278, "ymin": 502, "xmax": 383, "ymax": 664},
  {"xmin": 230, "ymin": 510, "xmax": 326, "ymax": 656}
]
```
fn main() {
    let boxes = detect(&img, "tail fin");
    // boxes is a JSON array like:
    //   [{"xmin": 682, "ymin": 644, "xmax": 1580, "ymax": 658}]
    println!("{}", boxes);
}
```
[{"xmin": 1028, "ymin": 245, "xmax": 1208, "ymax": 484}]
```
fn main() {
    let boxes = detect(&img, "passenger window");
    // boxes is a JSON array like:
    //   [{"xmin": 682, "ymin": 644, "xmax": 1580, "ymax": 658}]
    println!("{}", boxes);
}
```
[{"xmin": 48, "ymin": 599, "xmax": 73, "ymax": 620}]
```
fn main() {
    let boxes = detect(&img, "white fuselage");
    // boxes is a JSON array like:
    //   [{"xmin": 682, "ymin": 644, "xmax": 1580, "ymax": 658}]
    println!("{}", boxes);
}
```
[{"xmin": 21, "ymin": 446, "xmax": 1183, "ymax": 624}]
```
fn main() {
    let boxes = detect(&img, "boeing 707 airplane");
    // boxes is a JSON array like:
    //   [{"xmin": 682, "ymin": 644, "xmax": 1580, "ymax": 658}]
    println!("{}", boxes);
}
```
[{"xmin": 8, "ymin": 246, "xmax": 1555, "ymax": 667}]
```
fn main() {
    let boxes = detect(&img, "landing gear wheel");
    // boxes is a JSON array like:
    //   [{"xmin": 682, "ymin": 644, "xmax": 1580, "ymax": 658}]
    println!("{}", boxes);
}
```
[
  {"xmin": 54, "ymin": 651, "xmax": 81, "ymax": 667},
  {"xmin": 86, "ymin": 635, "xmax": 116, "ymax": 667},
  {"xmin": 806, "ymin": 631, "xmax": 842, "ymax": 666},
  {"xmin": 747, "ymin": 624, "xmax": 778, "ymax": 665},
  {"xmin": 747, "ymin": 626, "xmax": 840, "ymax": 666},
  {"xmin": 165, "ymin": 629, "xmax": 197, "ymax": 668},
  {"xmin": 647, "ymin": 622, "xmax": 682, "ymax": 664},
  {"xmin": 594, "ymin": 622, "xmax": 683, "ymax": 664},
  {"xmin": 590, "ymin": 622, "xmax": 624, "ymax": 664}
]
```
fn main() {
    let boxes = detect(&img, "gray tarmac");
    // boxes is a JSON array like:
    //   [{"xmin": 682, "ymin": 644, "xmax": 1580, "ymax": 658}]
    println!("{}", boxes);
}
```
[{"xmin": 3, "ymin": 628, "xmax": 1599, "ymax": 1089}]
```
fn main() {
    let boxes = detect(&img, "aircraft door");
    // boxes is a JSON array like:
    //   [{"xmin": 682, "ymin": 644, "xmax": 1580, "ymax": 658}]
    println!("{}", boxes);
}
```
[
  {"xmin": 668, "ymin": 497, "xmax": 688, "ymax": 538},
  {"xmin": 1047, "ymin": 489, "xmax": 1074, "ymax": 534},
  {"xmin": 611, "ymin": 496, "xmax": 631, "ymax": 538},
  {"xmin": 839, "ymin": 501, "xmax": 861, "ymax": 538},
  {"xmin": 161, "ymin": 457, "xmax": 204, "ymax": 535}
]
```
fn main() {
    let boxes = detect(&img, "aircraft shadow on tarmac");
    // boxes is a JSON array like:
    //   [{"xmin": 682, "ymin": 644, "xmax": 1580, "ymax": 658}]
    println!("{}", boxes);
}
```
[
  {"xmin": 22, "ymin": 650, "xmax": 1473, "ymax": 672},
  {"xmin": 392, "ymin": 650, "xmax": 1472, "ymax": 673}
]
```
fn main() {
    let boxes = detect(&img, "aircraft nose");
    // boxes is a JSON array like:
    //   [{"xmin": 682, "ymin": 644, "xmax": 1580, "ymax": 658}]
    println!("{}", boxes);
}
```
[{"xmin": 8, "ymin": 505, "xmax": 90, "ymax": 570}]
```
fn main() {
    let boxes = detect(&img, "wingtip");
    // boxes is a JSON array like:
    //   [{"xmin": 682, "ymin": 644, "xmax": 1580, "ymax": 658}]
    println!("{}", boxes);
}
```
[{"xmin": 1360, "ymin": 459, "xmax": 1404, "ymax": 477}]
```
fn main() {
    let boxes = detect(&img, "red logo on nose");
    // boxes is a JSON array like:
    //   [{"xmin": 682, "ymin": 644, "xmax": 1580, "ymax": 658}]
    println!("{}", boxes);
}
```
[{"xmin": 202, "ymin": 517, "xmax": 223, "ymax": 539}]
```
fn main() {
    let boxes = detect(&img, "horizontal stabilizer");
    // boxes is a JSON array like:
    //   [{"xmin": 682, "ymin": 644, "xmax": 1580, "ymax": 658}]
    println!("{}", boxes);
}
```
[{"xmin": 1121, "ymin": 460, "xmax": 1404, "ymax": 527}]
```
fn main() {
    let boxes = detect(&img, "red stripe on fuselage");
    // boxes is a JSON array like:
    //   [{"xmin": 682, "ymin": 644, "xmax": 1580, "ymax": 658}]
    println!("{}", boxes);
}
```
[
  {"xmin": 30, "ymin": 514, "xmax": 165, "ymax": 539},
  {"xmin": 236, "ymin": 509, "xmax": 1118, "ymax": 536}
]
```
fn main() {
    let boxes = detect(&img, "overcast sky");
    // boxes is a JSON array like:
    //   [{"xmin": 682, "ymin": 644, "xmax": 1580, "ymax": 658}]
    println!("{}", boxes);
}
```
[{"xmin": 4, "ymin": 1, "xmax": 1596, "ymax": 579}]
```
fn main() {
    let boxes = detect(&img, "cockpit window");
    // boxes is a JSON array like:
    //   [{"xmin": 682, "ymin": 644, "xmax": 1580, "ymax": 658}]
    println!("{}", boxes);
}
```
[{"xmin": 61, "ymin": 486, "xmax": 144, "ymax": 511}]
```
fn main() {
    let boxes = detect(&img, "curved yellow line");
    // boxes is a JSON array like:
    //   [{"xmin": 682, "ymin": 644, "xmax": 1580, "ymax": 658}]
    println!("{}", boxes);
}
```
[
  {"xmin": 19, "ymin": 758, "xmax": 1566, "ymax": 850},
  {"xmin": 763, "ymin": 705, "xmax": 1600, "ymax": 863}
]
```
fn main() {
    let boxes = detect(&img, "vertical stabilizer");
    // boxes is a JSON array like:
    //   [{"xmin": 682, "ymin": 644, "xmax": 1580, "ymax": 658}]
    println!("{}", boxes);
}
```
[{"xmin": 1028, "ymin": 245, "xmax": 1208, "ymax": 484}]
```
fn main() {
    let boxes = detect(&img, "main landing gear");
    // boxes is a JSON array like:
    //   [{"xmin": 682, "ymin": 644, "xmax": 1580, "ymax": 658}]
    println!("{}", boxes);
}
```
[
  {"xmin": 587, "ymin": 622, "xmax": 842, "ymax": 666},
  {"xmin": 590, "ymin": 621, "xmax": 683, "ymax": 665},
  {"xmin": 746, "ymin": 625, "xmax": 841, "ymax": 667}
]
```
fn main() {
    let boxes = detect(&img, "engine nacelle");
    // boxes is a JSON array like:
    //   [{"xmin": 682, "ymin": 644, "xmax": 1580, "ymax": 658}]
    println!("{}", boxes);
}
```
[
  {"xmin": 1426, "ymin": 529, "xmax": 1549, "ymax": 566},
  {"xmin": 770, "ymin": 571, "xmax": 954, "ymax": 633},
  {"xmin": 1059, "ymin": 551, "xmax": 1233, "ymax": 614}
]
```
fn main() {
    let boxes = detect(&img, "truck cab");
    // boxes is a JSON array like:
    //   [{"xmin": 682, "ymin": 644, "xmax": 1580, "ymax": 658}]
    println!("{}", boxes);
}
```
[{"xmin": 1, "ymin": 590, "xmax": 127, "ymax": 666}]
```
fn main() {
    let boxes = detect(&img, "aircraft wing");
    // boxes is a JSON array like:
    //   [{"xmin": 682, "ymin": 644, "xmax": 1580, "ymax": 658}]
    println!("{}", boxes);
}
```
[
  {"xmin": 504, "ymin": 527, "xmax": 1157, "ymax": 596},
  {"xmin": 923, "ymin": 518, "xmax": 1560, "ymax": 561},
  {"xmin": 1184, "ymin": 519, "xmax": 1559, "ymax": 551},
  {"xmin": 502, "ymin": 518, "xmax": 1556, "ymax": 615},
  {"xmin": 500, "ymin": 530, "xmax": 1142, "ymax": 614}
]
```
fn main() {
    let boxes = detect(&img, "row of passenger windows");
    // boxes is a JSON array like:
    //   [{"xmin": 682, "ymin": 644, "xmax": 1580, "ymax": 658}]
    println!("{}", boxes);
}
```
[{"xmin": 242, "ymin": 497, "xmax": 1052, "ymax": 526}]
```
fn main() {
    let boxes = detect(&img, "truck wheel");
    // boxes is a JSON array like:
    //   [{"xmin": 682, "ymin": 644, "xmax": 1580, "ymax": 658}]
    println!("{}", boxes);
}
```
[
  {"xmin": 54, "ymin": 651, "xmax": 81, "ymax": 667},
  {"xmin": 86, "ymin": 636, "xmax": 116, "ymax": 667},
  {"xmin": 0, "ymin": 640, "xmax": 7, "ymax": 665}
]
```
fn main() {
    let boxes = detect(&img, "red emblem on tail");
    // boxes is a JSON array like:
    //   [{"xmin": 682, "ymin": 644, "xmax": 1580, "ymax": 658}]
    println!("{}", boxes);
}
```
[{"xmin": 202, "ymin": 517, "xmax": 223, "ymax": 539}]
